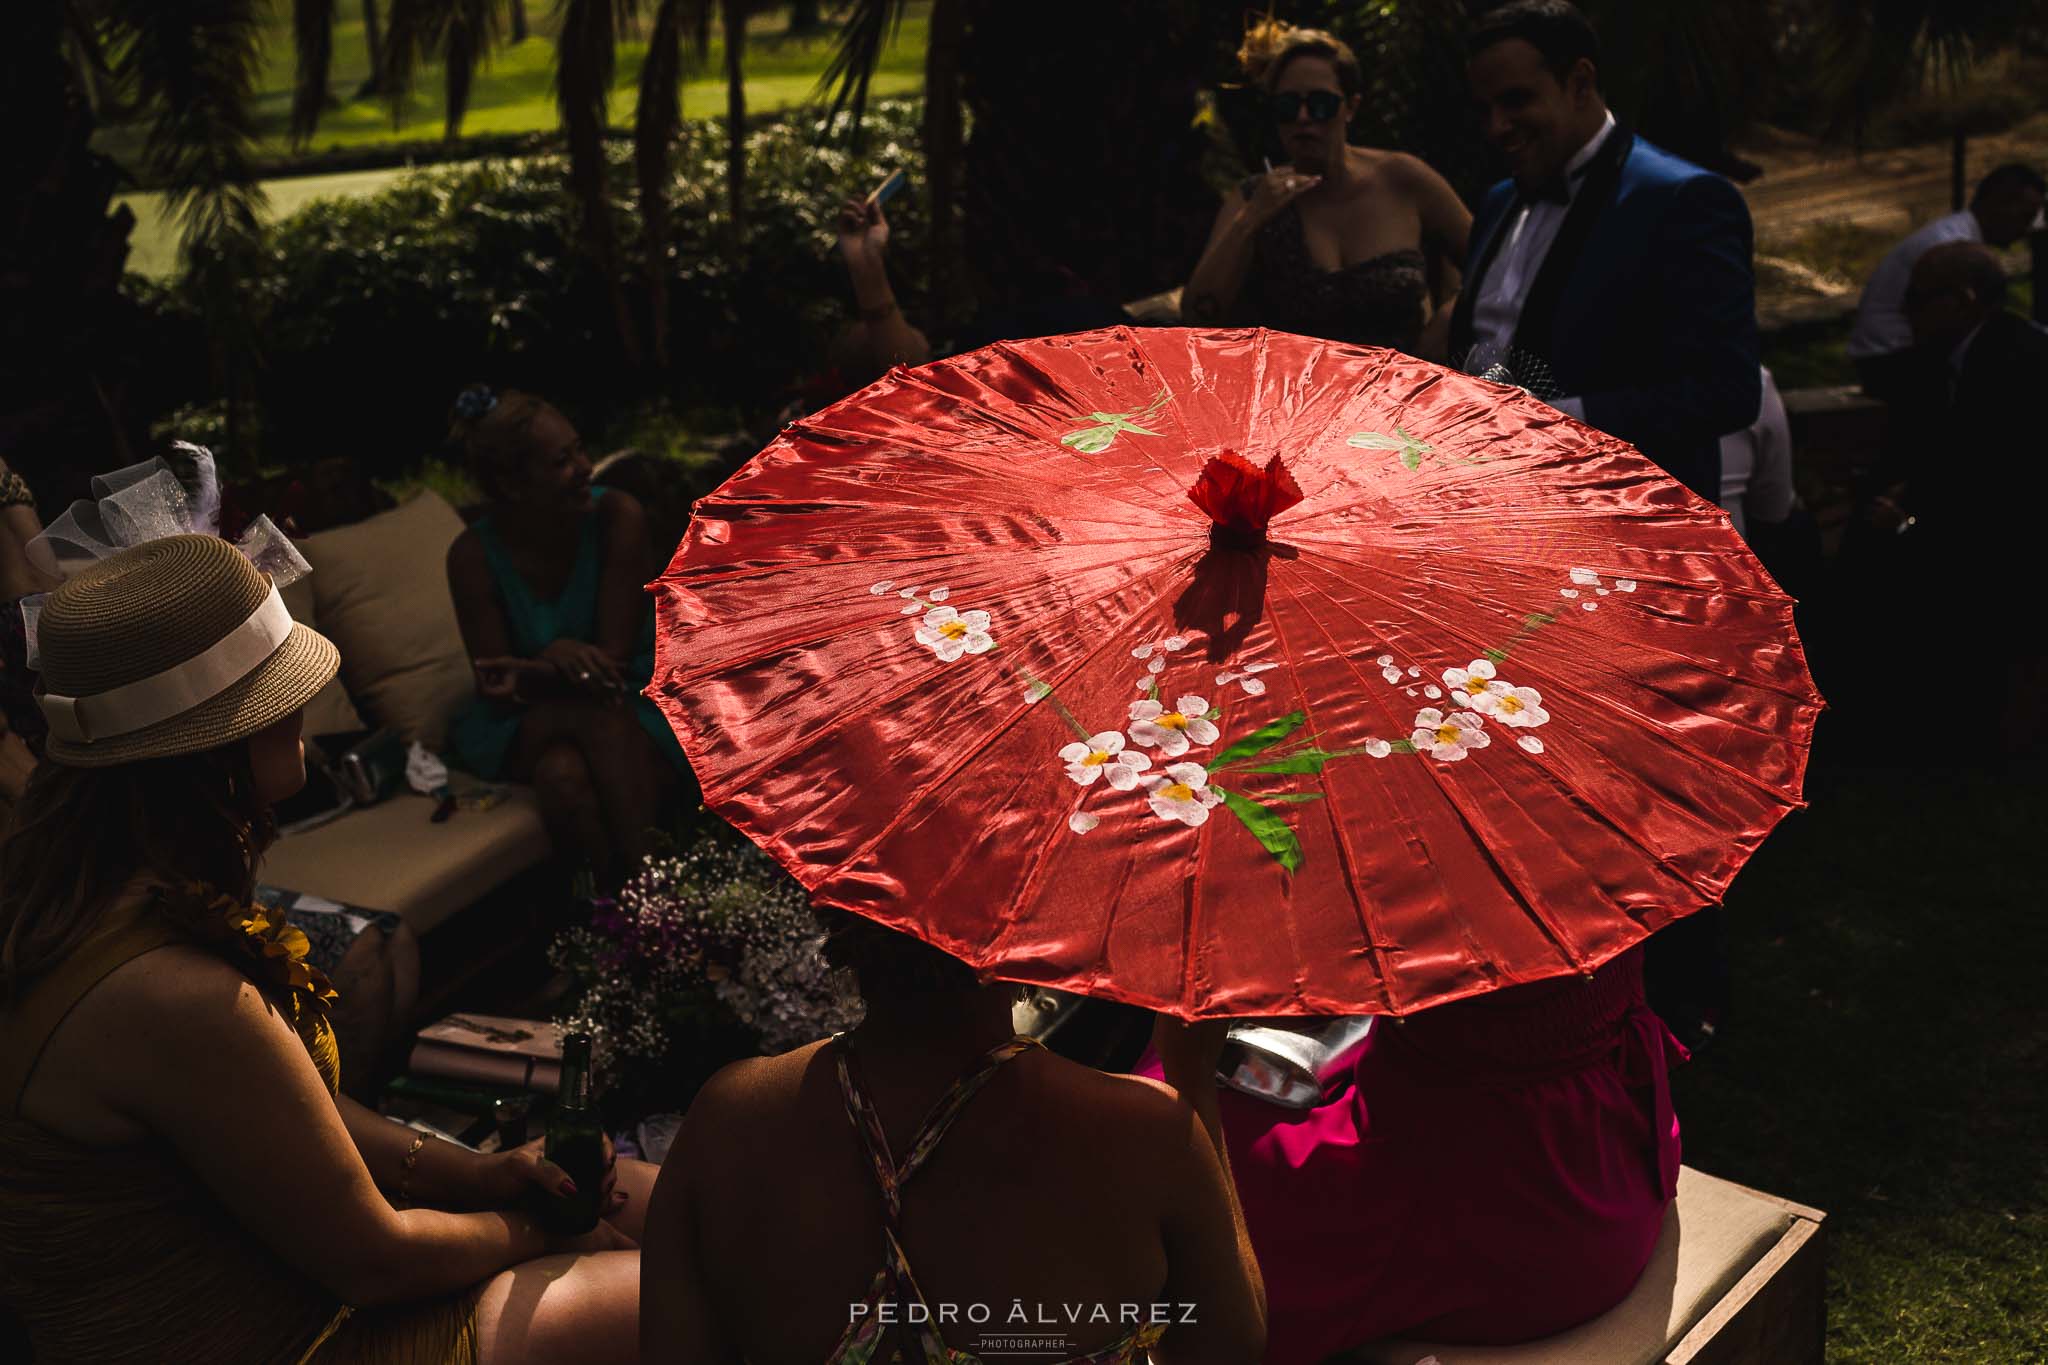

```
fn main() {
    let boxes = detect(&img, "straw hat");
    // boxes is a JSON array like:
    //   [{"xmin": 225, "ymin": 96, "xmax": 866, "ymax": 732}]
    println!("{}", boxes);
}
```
[{"xmin": 33, "ymin": 534, "xmax": 339, "ymax": 767}]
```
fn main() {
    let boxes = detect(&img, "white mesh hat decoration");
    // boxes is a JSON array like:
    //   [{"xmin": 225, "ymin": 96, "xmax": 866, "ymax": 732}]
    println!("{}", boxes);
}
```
[{"xmin": 19, "ymin": 443, "xmax": 310, "ymax": 670}]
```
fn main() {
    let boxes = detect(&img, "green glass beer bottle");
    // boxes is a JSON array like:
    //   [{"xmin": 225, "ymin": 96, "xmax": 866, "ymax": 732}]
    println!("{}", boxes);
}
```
[{"xmin": 537, "ymin": 1032, "xmax": 607, "ymax": 1235}]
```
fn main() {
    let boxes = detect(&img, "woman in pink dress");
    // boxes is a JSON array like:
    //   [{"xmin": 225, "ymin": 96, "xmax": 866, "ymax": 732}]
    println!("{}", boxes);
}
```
[{"xmin": 1149, "ymin": 944, "xmax": 1683, "ymax": 1362}]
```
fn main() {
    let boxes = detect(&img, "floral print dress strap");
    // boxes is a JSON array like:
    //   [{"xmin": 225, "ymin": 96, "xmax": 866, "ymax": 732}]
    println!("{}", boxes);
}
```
[{"xmin": 825, "ymin": 1034, "xmax": 1155, "ymax": 1365}]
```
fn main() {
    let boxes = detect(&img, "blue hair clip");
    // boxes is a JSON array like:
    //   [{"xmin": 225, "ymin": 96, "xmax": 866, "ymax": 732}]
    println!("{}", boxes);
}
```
[{"xmin": 455, "ymin": 385, "xmax": 498, "ymax": 420}]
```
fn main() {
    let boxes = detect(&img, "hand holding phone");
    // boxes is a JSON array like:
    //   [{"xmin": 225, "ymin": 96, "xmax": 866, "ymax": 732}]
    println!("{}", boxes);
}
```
[{"xmin": 866, "ymin": 169, "xmax": 905, "ymax": 208}]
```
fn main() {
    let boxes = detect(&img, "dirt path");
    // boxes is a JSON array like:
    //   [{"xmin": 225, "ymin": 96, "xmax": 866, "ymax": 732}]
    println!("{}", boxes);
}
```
[
  {"xmin": 1736, "ymin": 114, "xmax": 2048, "ymax": 323},
  {"xmin": 1740, "ymin": 113, "xmax": 2048, "ymax": 243}
]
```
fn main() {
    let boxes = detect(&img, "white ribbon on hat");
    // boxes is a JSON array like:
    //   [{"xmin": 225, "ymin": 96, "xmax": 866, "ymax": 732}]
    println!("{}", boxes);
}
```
[{"xmin": 37, "ymin": 586, "xmax": 293, "ymax": 746}]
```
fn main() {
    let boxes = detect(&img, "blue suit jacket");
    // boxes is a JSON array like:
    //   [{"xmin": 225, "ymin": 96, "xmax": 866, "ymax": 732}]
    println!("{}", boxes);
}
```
[{"xmin": 1458, "ymin": 134, "xmax": 1760, "ymax": 502}]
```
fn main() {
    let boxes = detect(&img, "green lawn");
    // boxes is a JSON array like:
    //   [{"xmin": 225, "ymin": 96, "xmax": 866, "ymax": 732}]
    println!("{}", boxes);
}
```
[
  {"xmin": 108, "ymin": 1, "xmax": 926, "ymax": 277},
  {"xmin": 96, "ymin": 2, "xmax": 925, "ymax": 167},
  {"xmin": 1673, "ymin": 738, "xmax": 2048, "ymax": 1360}
]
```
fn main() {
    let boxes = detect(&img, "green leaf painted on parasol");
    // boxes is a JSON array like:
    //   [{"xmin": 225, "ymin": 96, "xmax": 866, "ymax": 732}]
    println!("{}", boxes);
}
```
[
  {"xmin": 1207, "ymin": 711, "xmax": 1307, "ymax": 771},
  {"xmin": 1347, "ymin": 426, "xmax": 1436, "ymax": 470},
  {"xmin": 1389, "ymin": 739, "xmax": 1418, "ymax": 754},
  {"xmin": 1261, "ymin": 792, "xmax": 1326, "ymax": 804},
  {"xmin": 1216, "ymin": 788, "xmax": 1305, "ymax": 873},
  {"xmin": 1060, "ymin": 393, "xmax": 1169, "ymax": 453},
  {"xmin": 1243, "ymin": 748, "xmax": 1337, "ymax": 775},
  {"xmin": 1483, "ymin": 611, "xmax": 1559, "ymax": 664}
]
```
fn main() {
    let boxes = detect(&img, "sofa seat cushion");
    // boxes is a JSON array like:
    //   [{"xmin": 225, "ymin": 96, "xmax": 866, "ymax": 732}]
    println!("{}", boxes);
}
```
[
  {"xmin": 297, "ymin": 490, "xmax": 474, "ymax": 749},
  {"xmin": 1357, "ymin": 1167, "xmax": 1796, "ymax": 1365},
  {"xmin": 259, "ymin": 787, "xmax": 548, "ymax": 935}
]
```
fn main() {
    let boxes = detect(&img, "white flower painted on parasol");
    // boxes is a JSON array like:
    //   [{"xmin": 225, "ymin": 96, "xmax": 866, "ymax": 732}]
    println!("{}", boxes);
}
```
[
  {"xmin": 1410, "ymin": 708, "xmax": 1491, "ymax": 762},
  {"xmin": 914, "ymin": 605, "xmax": 993, "ymax": 661},
  {"xmin": 1058, "ymin": 732, "xmax": 1153, "ymax": 790},
  {"xmin": 1471, "ymin": 683, "xmax": 1549, "ymax": 729},
  {"xmin": 1128, "ymin": 695, "xmax": 1221, "ymax": 758},
  {"xmin": 1146, "ymin": 763, "xmax": 1226, "ymax": 827},
  {"xmin": 1131, "ymin": 633, "xmax": 1192, "ymax": 676},
  {"xmin": 1442, "ymin": 659, "xmax": 1507, "ymax": 708},
  {"xmin": 1215, "ymin": 661, "xmax": 1280, "ymax": 697},
  {"xmin": 1060, "ymin": 392, "xmax": 1169, "ymax": 454}
]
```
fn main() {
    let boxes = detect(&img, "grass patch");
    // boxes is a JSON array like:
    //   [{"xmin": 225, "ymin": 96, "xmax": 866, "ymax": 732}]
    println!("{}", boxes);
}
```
[
  {"xmin": 92, "ymin": 1, "xmax": 927, "ymax": 171},
  {"xmin": 1673, "ymin": 746, "xmax": 2048, "ymax": 1360},
  {"xmin": 1762, "ymin": 318, "xmax": 1856, "ymax": 390}
]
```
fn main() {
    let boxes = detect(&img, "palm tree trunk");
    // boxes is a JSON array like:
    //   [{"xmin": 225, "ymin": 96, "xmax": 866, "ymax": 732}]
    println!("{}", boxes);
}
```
[
  {"xmin": 1951, "ymin": 130, "xmax": 1966, "ymax": 212},
  {"xmin": 509, "ymin": 0, "xmax": 529, "ymax": 43},
  {"xmin": 923, "ymin": 0, "xmax": 965, "ymax": 320},
  {"xmin": 724, "ymin": 0, "xmax": 747, "ymax": 236}
]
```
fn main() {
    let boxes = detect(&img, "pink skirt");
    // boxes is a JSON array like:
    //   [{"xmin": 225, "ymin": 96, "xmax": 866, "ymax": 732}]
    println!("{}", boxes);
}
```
[{"xmin": 1149, "ymin": 947, "xmax": 1685, "ymax": 1363}]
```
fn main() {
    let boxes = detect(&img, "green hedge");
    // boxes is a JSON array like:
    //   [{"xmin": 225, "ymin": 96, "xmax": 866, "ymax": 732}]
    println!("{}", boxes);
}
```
[{"xmin": 134, "ymin": 101, "xmax": 927, "ymax": 480}]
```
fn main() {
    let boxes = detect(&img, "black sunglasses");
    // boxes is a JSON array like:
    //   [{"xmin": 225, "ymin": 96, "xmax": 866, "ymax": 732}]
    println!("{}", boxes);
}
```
[{"xmin": 1271, "ymin": 90, "xmax": 1344, "ymax": 123}]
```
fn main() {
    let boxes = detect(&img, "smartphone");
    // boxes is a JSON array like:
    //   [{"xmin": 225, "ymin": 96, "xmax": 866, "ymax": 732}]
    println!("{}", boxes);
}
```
[{"xmin": 866, "ymin": 169, "xmax": 906, "ymax": 208}]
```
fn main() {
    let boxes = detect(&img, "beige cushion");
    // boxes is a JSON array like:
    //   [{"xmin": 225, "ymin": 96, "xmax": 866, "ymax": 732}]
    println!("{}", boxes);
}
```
[
  {"xmin": 277, "ymin": 575, "xmax": 368, "ymax": 737},
  {"xmin": 297, "ymin": 491, "xmax": 473, "ymax": 748},
  {"xmin": 1357, "ymin": 1167, "xmax": 1795, "ymax": 1365},
  {"xmin": 259, "ymin": 786, "xmax": 548, "ymax": 934}
]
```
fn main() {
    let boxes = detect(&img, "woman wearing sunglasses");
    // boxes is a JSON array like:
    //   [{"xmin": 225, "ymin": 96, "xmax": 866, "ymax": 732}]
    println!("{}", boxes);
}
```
[{"xmin": 1185, "ymin": 20, "xmax": 1471, "ymax": 360}]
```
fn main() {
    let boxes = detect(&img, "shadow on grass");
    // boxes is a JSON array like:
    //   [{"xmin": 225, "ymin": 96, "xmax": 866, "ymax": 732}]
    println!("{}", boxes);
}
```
[{"xmin": 1673, "ymin": 713, "xmax": 2048, "ymax": 1360}]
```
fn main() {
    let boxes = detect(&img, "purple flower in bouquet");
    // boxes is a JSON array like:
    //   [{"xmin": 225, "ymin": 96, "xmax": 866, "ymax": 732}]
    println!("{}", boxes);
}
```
[{"xmin": 550, "ymin": 830, "xmax": 862, "ymax": 1088}]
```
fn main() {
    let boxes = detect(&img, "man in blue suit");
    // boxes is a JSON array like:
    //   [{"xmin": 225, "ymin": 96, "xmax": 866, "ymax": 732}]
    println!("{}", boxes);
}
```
[{"xmin": 1451, "ymin": 0, "xmax": 1760, "ymax": 504}]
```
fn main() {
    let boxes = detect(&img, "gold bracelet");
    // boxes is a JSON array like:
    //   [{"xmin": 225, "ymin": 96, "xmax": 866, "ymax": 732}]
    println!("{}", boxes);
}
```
[{"xmin": 397, "ymin": 1132, "xmax": 428, "ymax": 1207}]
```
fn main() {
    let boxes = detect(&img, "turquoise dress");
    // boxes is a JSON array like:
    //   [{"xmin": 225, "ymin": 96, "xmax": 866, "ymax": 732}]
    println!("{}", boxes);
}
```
[{"xmin": 447, "ymin": 486, "xmax": 688, "ymax": 780}]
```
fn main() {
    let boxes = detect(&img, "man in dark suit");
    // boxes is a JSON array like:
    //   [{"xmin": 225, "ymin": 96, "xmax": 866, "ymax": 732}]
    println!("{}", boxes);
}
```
[{"xmin": 1452, "ymin": 0, "xmax": 1760, "ymax": 504}]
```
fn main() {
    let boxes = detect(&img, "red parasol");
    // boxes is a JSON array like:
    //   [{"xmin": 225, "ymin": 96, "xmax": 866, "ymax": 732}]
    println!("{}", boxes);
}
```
[{"xmin": 649, "ymin": 327, "xmax": 1820, "ymax": 1017}]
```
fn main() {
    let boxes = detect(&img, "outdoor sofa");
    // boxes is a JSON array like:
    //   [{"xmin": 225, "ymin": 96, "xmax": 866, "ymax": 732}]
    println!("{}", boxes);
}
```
[{"xmin": 262, "ymin": 486, "xmax": 550, "ymax": 935}]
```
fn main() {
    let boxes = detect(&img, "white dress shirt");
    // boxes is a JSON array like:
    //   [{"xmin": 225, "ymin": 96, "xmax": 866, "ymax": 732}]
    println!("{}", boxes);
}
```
[
  {"xmin": 1718, "ymin": 366, "xmax": 1795, "ymax": 539},
  {"xmin": 1847, "ymin": 210, "xmax": 1981, "ymax": 360},
  {"xmin": 1469, "ymin": 112, "xmax": 1618, "ymax": 421}
]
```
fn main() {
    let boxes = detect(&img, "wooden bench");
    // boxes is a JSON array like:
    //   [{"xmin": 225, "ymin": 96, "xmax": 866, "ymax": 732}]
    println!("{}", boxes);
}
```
[{"xmin": 1350, "ymin": 1167, "xmax": 1825, "ymax": 1365}]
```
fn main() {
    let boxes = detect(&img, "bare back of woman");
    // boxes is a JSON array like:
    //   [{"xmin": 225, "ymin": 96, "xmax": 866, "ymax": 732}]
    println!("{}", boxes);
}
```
[{"xmin": 642, "ymin": 918, "xmax": 1264, "ymax": 1365}]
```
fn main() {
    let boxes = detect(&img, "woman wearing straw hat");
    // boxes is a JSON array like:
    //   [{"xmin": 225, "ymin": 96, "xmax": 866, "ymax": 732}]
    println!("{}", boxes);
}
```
[{"xmin": 0, "ymin": 535, "xmax": 647, "ymax": 1363}]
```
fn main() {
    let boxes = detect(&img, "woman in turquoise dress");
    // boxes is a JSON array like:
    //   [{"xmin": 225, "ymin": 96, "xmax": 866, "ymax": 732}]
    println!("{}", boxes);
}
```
[{"xmin": 445, "ymin": 386, "xmax": 689, "ymax": 887}]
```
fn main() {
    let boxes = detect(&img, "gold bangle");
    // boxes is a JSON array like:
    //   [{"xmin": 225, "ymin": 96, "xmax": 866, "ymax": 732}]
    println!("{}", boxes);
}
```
[{"xmin": 397, "ymin": 1132, "xmax": 428, "ymax": 1208}]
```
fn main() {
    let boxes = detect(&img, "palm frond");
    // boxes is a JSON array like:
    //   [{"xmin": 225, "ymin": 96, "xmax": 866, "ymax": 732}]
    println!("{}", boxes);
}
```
[
  {"xmin": 817, "ymin": 0, "xmax": 907, "ymax": 145},
  {"xmin": 442, "ymin": 0, "xmax": 502, "ymax": 140},
  {"xmin": 379, "ymin": 0, "xmax": 450, "ymax": 125},
  {"xmin": 379, "ymin": 0, "xmax": 504, "ymax": 139},
  {"xmin": 290, "ymin": 0, "xmax": 337, "ymax": 145},
  {"xmin": 1810, "ymin": 0, "xmax": 2030, "ymax": 141},
  {"xmin": 117, "ymin": 0, "xmax": 269, "ymax": 257}
]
